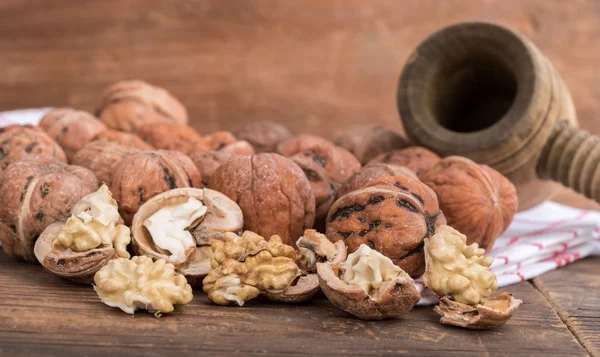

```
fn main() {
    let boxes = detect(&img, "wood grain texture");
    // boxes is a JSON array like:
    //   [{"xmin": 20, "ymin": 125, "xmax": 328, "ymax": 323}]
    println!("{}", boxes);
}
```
[{"xmin": 0, "ymin": 251, "xmax": 587, "ymax": 357}]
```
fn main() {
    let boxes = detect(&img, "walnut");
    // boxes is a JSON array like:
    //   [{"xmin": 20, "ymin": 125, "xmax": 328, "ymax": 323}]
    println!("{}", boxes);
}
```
[
  {"xmin": 420, "ymin": 156, "xmax": 518, "ymax": 250},
  {"xmin": 131, "ymin": 188, "xmax": 243, "ymax": 285},
  {"xmin": 235, "ymin": 120, "xmax": 293, "ymax": 153},
  {"xmin": 368, "ymin": 147, "xmax": 441, "ymax": 177},
  {"xmin": 137, "ymin": 123, "xmax": 204, "ymax": 154},
  {"xmin": 337, "ymin": 163, "xmax": 417, "ymax": 199},
  {"xmin": 110, "ymin": 150, "xmax": 202, "ymax": 225},
  {"xmin": 203, "ymin": 231, "xmax": 300, "ymax": 306},
  {"xmin": 326, "ymin": 175, "xmax": 445, "ymax": 277},
  {"xmin": 434, "ymin": 293, "xmax": 522, "ymax": 329},
  {"xmin": 209, "ymin": 153, "xmax": 315, "ymax": 246},
  {"xmin": 201, "ymin": 131, "xmax": 255, "ymax": 156},
  {"xmin": 190, "ymin": 151, "xmax": 236, "ymax": 186},
  {"xmin": 97, "ymin": 80, "xmax": 188, "ymax": 132},
  {"xmin": 0, "ymin": 159, "xmax": 98, "ymax": 262},
  {"xmin": 38, "ymin": 108, "xmax": 107, "ymax": 160},
  {"xmin": 33, "ymin": 185, "xmax": 131, "ymax": 283},
  {"xmin": 317, "ymin": 243, "xmax": 421, "ymax": 320},
  {"xmin": 290, "ymin": 152, "xmax": 336, "ymax": 221},
  {"xmin": 93, "ymin": 256, "xmax": 193, "ymax": 315},
  {"xmin": 92, "ymin": 130, "xmax": 154, "ymax": 150},
  {"xmin": 0, "ymin": 125, "xmax": 66, "ymax": 177},
  {"xmin": 334, "ymin": 125, "xmax": 408, "ymax": 164},
  {"xmin": 72, "ymin": 141, "xmax": 140, "ymax": 186},
  {"xmin": 296, "ymin": 229, "xmax": 346, "ymax": 272},
  {"xmin": 424, "ymin": 225, "xmax": 497, "ymax": 305}
]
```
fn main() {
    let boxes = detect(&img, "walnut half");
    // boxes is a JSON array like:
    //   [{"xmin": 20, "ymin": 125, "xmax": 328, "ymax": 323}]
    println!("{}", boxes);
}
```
[{"xmin": 434, "ymin": 293, "xmax": 523, "ymax": 329}]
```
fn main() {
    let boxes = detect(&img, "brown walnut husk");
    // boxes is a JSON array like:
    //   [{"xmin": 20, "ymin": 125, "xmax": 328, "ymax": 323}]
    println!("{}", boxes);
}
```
[
  {"xmin": 209, "ymin": 153, "xmax": 315, "ymax": 246},
  {"xmin": 434, "ymin": 293, "xmax": 522, "ymax": 329},
  {"xmin": 368, "ymin": 147, "xmax": 441, "ymax": 177},
  {"xmin": 420, "ymin": 156, "xmax": 518, "ymax": 250},
  {"xmin": 0, "ymin": 159, "xmax": 98, "ymax": 262},
  {"xmin": 337, "ymin": 163, "xmax": 417, "ymax": 199},
  {"xmin": 38, "ymin": 108, "xmax": 107, "ymax": 160},
  {"xmin": 137, "ymin": 123, "xmax": 204, "ymax": 154},
  {"xmin": 334, "ymin": 125, "xmax": 409, "ymax": 164},
  {"xmin": 326, "ymin": 175, "xmax": 445, "ymax": 277},
  {"xmin": 72, "ymin": 141, "xmax": 141, "ymax": 186},
  {"xmin": 97, "ymin": 80, "xmax": 188, "ymax": 132},
  {"xmin": 110, "ymin": 150, "xmax": 202, "ymax": 225},
  {"xmin": 92, "ymin": 129, "xmax": 154, "ymax": 150},
  {"xmin": 235, "ymin": 120, "xmax": 293, "ymax": 153}
]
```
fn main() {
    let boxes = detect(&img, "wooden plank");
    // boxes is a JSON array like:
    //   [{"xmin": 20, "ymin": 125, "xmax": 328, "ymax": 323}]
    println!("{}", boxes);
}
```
[
  {"xmin": 533, "ymin": 257, "xmax": 600, "ymax": 357},
  {"xmin": 0, "ymin": 252, "xmax": 587, "ymax": 357}
]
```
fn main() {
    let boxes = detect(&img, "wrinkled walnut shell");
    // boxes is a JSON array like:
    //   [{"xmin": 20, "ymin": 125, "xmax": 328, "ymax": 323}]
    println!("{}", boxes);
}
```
[
  {"xmin": 137, "ymin": 124, "xmax": 204, "ymax": 154},
  {"xmin": 434, "ymin": 293, "xmax": 522, "ymax": 329},
  {"xmin": 290, "ymin": 153, "xmax": 336, "ymax": 221},
  {"xmin": 110, "ymin": 150, "xmax": 202, "ymax": 225},
  {"xmin": 264, "ymin": 274, "xmax": 320, "ymax": 303},
  {"xmin": 0, "ymin": 159, "xmax": 98, "ymax": 262},
  {"xmin": 209, "ymin": 153, "xmax": 315, "ymax": 246},
  {"xmin": 92, "ymin": 130, "xmax": 154, "ymax": 150},
  {"xmin": 200, "ymin": 131, "xmax": 256, "ymax": 156},
  {"xmin": 420, "ymin": 156, "xmax": 518, "ymax": 250},
  {"xmin": 38, "ymin": 108, "xmax": 107, "ymax": 160},
  {"xmin": 235, "ymin": 120, "xmax": 293, "ymax": 153},
  {"xmin": 337, "ymin": 163, "xmax": 417, "ymax": 199},
  {"xmin": 72, "ymin": 141, "xmax": 140, "ymax": 186},
  {"xmin": 190, "ymin": 151, "xmax": 236, "ymax": 187},
  {"xmin": 368, "ymin": 147, "xmax": 441, "ymax": 177},
  {"xmin": 98, "ymin": 80, "xmax": 188, "ymax": 132},
  {"xmin": 335, "ymin": 125, "xmax": 409, "ymax": 164}
]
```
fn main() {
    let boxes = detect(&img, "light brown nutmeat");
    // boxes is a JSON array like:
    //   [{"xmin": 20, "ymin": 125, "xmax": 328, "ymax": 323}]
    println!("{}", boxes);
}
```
[
  {"xmin": 235, "ymin": 120, "xmax": 293, "ymax": 153},
  {"xmin": 337, "ymin": 163, "xmax": 417, "ymax": 199},
  {"xmin": 434, "ymin": 293, "xmax": 523, "ymax": 329},
  {"xmin": 0, "ymin": 158, "xmax": 98, "ymax": 262},
  {"xmin": 92, "ymin": 130, "xmax": 154, "ymax": 150},
  {"xmin": 72, "ymin": 141, "xmax": 140, "ymax": 186},
  {"xmin": 368, "ymin": 146, "xmax": 441, "ymax": 177},
  {"xmin": 110, "ymin": 150, "xmax": 202, "ymax": 225},
  {"xmin": 136, "ymin": 123, "xmax": 204, "ymax": 154},
  {"xmin": 97, "ymin": 80, "xmax": 188, "ymax": 132},
  {"xmin": 420, "ymin": 156, "xmax": 518, "ymax": 250},
  {"xmin": 326, "ymin": 175, "xmax": 445, "ymax": 278},
  {"xmin": 334, "ymin": 125, "xmax": 409, "ymax": 164},
  {"xmin": 209, "ymin": 153, "xmax": 315, "ymax": 246}
]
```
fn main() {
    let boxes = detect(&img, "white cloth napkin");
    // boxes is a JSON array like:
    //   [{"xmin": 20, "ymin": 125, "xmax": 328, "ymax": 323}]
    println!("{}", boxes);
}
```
[{"xmin": 2, "ymin": 109, "xmax": 599, "ymax": 305}]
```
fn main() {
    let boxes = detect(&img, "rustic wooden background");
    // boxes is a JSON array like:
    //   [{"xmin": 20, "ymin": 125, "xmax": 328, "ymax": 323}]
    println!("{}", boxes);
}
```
[{"xmin": 1, "ymin": 0, "xmax": 600, "ymax": 139}]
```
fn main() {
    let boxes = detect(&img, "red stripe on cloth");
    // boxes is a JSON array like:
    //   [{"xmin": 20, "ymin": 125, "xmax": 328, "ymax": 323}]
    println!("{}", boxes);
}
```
[
  {"xmin": 496, "ymin": 256, "xmax": 509, "ymax": 264},
  {"xmin": 507, "ymin": 210, "xmax": 590, "ymax": 242},
  {"xmin": 516, "ymin": 272, "xmax": 525, "ymax": 281}
]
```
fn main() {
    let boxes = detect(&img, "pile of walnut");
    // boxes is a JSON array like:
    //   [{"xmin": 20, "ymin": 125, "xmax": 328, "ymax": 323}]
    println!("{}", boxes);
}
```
[{"xmin": 0, "ymin": 80, "xmax": 521, "ymax": 327}]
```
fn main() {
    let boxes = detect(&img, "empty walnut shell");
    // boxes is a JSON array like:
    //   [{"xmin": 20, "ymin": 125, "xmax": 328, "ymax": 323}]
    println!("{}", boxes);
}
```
[
  {"xmin": 263, "ymin": 274, "xmax": 320, "ymax": 303},
  {"xmin": 326, "ymin": 175, "xmax": 445, "ymax": 277},
  {"xmin": 337, "ymin": 163, "xmax": 417, "ymax": 199},
  {"xmin": 131, "ymin": 188, "xmax": 243, "ymax": 285},
  {"xmin": 209, "ymin": 153, "xmax": 315, "ymax": 246},
  {"xmin": 368, "ymin": 147, "xmax": 441, "ymax": 177},
  {"xmin": 290, "ymin": 153, "xmax": 336, "ymax": 221},
  {"xmin": 420, "ymin": 156, "xmax": 518, "ymax": 250},
  {"xmin": 335, "ymin": 125, "xmax": 409, "ymax": 164},
  {"xmin": 0, "ymin": 125, "xmax": 67, "ymax": 176},
  {"xmin": 235, "ymin": 120, "xmax": 293, "ymax": 153},
  {"xmin": 38, "ymin": 108, "xmax": 108, "ymax": 160},
  {"xmin": 72, "ymin": 141, "xmax": 140, "ymax": 186},
  {"xmin": 434, "ymin": 293, "xmax": 523, "ymax": 329},
  {"xmin": 92, "ymin": 130, "xmax": 154, "ymax": 150},
  {"xmin": 0, "ymin": 159, "xmax": 98, "ymax": 262},
  {"xmin": 97, "ymin": 80, "xmax": 188, "ymax": 132},
  {"xmin": 110, "ymin": 150, "xmax": 202, "ymax": 225},
  {"xmin": 33, "ymin": 222, "xmax": 118, "ymax": 284},
  {"xmin": 190, "ymin": 151, "xmax": 236, "ymax": 187},
  {"xmin": 137, "ymin": 123, "xmax": 204, "ymax": 154}
]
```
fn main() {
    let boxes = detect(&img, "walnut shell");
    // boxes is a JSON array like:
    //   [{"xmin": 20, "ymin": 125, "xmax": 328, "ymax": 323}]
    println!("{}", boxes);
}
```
[
  {"xmin": 201, "ymin": 131, "xmax": 256, "ymax": 156},
  {"xmin": 209, "ymin": 153, "xmax": 315, "ymax": 246},
  {"xmin": 368, "ymin": 147, "xmax": 441, "ymax": 177},
  {"xmin": 326, "ymin": 175, "xmax": 445, "ymax": 277},
  {"xmin": 92, "ymin": 130, "xmax": 154, "ymax": 150},
  {"xmin": 110, "ymin": 150, "xmax": 202, "ymax": 224},
  {"xmin": 72, "ymin": 141, "xmax": 140, "ymax": 186},
  {"xmin": 290, "ymin": 152, "xmax": 336, "ymax": 221},
  {"xmin": 335, "ymin": 125, "xmax": 408, "ymax": 164},
  {"xmin": 137, "ymin": 124, "xmax": 203, "ymax": 154},
  {"xmin": 434, "ymin": 293, "xmax": 522, "ymax": 329},
  {"xmin": 190, "ymin": 151, "xmax": 236, "ymax": 187},
  {"xmin": 97, "ymin": 80, "xmax": 188, "ymax": 132},
  {"xmin": 0, "ymin": 125, "xmax": 67, "ymax": 176},
  {"xmin": 337, "ymin": 163, "xmax": 417, "ymax": 199},
  {"xmin": 0, "ymin": 159, "xmax": 98, "ymax": 262},
  {"xmin": 38, "ymin": 108, "xmax": 107, "ymax": 160},
  {"xmin": 420, "ymin": 156, "xmax": 518, "ymax": 250},
  {"xmin": 235, "ymin": 120, "xmax": 293, "ymax": 153}
]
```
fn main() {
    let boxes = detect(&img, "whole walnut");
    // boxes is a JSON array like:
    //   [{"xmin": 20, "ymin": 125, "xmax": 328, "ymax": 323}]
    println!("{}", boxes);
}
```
[
  {"xmin": 97, "ymin": 80, "xmax": 188, "ymax": 132},
  {"xmin": 419, "ymin": 156, "xmax": 518, "ymax": 250},
  {"xmin": 235, "ymin": 120, "xmax": 293, "ymax": 153},
  {"xmin": 92, "ymin": 130, "xmax": 154, "ymax": 150},
  {"xmin": 337, "ymin": 163, "xmax": 417, "ymax": 199},
  {"xmin": 0, "ymin": 125, "xmax": 66, "ymax": 176},
  {"xmin": 201, "ymin": 131, "xmax": 255, "ymax": 156},
  {"xmin": 290, "ymin": 152, "xmax": 336, "ymax": 221},
  {"xmin": 326, "ymin": 175, "xmax": 445, "ymax": 277},
  {"xmin": 0, "ymin": 159, "xmax": 98, "ymax": 262},
  {"xmin": 368, "ymin": 147, "xmax": 441, "ymax": 177},
  {"xmin": 335, "ymin": 125, "xmax": 409, "ymax": 164},
  {"xmin": 72, "ymin": 141, "xmax": 140, "ymax": 186},
  {"xmin": 137, "ymin": 124, "xmax": 204, "ymax": 154},
  {"xmin": 38, "ymin": 108, "xmax": 107, "ymax": 160},
  {"xmin": 190, "ymin": 151, "xmax": 236, "ymax": 187},
  {"xmin": 110, "ymin": 150, "xmax": 202, "ymax": 224},
  {"xmin": 209, "ymin": 153, "xmax": 315, "ymax": 246}
]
